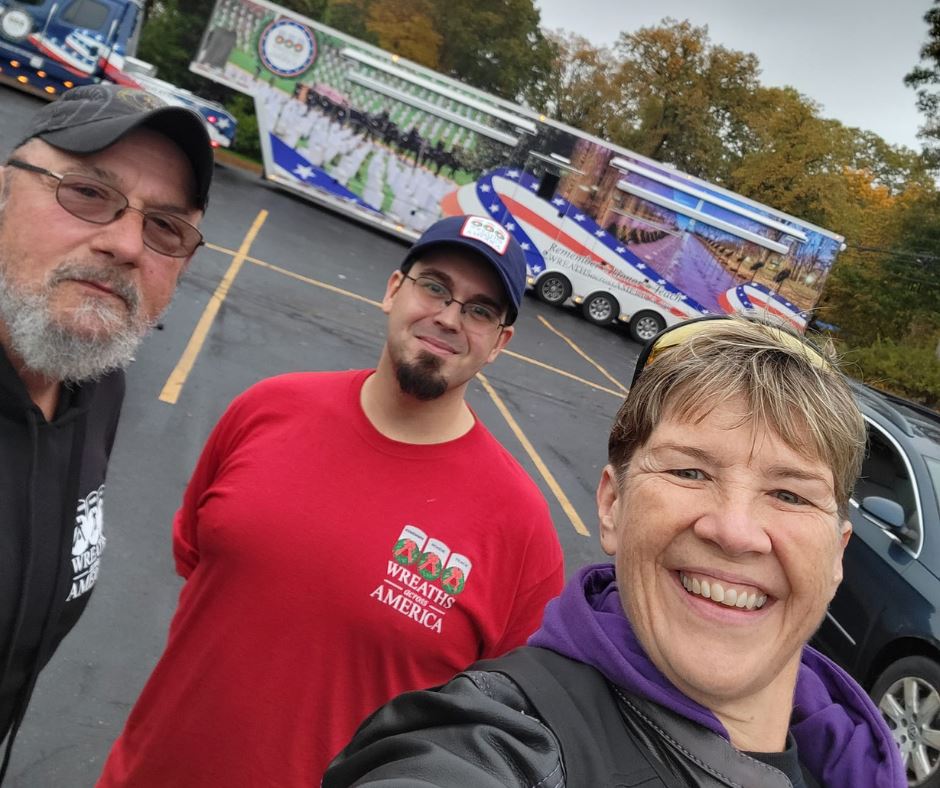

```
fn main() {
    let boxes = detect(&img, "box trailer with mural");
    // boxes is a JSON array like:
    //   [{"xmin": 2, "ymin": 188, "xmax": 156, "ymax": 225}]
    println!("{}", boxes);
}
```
[{"xmin": 191, "ymin": 0, "xmax": 844, "ymax": 339}]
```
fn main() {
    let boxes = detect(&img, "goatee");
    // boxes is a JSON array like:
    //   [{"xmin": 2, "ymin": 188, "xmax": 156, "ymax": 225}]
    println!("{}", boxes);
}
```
[{"xmin": 395, "ymin": 351, "xmax": 448, "ymax": 400}]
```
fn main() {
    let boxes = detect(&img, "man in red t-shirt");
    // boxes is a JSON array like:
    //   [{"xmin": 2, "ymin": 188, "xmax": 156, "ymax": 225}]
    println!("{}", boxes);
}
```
[{"xmin": 98, "ymin": 215, "xmax": 564, "ymax": 787}]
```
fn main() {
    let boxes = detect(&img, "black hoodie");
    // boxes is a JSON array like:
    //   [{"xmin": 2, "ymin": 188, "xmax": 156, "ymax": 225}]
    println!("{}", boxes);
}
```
[{"xmin": 0, "ymin": 346, "xmax": 124, "ymax": 778}]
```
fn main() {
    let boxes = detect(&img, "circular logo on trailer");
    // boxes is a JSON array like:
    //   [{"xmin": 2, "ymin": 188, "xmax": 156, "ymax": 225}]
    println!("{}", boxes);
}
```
[
  {"xmin": 258, "ymin": 18, "xmax": 316, "ymax": 78},
  {"xmin": 1, "ymin": 10, "xmax": 32, "ymax": 41}
]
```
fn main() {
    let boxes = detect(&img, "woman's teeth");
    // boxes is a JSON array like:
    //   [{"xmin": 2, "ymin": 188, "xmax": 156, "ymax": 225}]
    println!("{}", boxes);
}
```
[{"xmin": 680, "ymin": 572, "xmax": 767, "ymax": 610}]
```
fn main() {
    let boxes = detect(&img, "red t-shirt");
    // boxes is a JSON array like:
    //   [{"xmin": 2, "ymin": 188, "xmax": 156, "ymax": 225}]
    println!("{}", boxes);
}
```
[{"xmin": 99, "ymin": 370, "xmax": 564, "ymax": 786}]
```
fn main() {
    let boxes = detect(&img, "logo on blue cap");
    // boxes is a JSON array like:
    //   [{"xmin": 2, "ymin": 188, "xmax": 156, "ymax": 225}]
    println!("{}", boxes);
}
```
[{"xmin": 459, "ymin": 216, "xmax": 510, "ymax": 256}]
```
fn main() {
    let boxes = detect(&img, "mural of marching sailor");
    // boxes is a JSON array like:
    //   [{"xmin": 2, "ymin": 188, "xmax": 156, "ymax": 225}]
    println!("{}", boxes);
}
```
[{"xmin": 191, "ymin": 0, "xmax": 844, "ymax": 336}]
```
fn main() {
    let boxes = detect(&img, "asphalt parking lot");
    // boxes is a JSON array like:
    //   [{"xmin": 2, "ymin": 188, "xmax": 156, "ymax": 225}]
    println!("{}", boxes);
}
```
[{"xmin": 1, "ymin": 85, "xmax": 644, "ymax": 785}]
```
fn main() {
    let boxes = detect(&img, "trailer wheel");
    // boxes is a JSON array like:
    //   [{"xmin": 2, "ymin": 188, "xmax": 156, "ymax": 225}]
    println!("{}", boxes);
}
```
[
  {"xmin": 535, "ymin": 273, "xmax": 572, "ymax": 305},
  {"xmin": 628, "ymin": 311, "xmax": 666, "ymax": 343},
  {"xmin": 582, "ymin": 292, "xmax": 619, "ymax": 325}
]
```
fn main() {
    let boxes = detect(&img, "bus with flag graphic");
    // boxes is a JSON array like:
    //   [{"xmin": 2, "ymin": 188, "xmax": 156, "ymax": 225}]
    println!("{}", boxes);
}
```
[
  {"xmin": 0, "ymin": 0, "xmax": 143, "ymax": 97},
  {"xmin": 0, "ymin": 0, "xmax": 237, "ymax": 147},
  {"xmin": 191, "ymin": 0, "xmax": 845, "ymax": 337}
]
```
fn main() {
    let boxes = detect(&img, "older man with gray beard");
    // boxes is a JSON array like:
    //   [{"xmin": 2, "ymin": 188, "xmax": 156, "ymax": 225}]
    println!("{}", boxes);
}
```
[{"xmin": 0, "ymin": 83, "xmax": 213, "ymax": 782}]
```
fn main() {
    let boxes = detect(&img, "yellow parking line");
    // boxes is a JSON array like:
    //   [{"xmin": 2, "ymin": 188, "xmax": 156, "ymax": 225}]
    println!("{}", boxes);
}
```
[
  {"xmin": 247, "ymin": 258, "xmax": 383, "ymax": 308},
  {"xmin": 477, "ymin": 372, "xmax": 590, "ymax": 537},
  {"xmin": 501, "ymin": 350, "xmax": 623, "ymax": 398},
  {"xmin": 159, "ymin": 210, "xmax": 268, "ymax": 404},
  {"xmin": 536, "ymin": 315, "xmax": 629, "ymax": 394}
]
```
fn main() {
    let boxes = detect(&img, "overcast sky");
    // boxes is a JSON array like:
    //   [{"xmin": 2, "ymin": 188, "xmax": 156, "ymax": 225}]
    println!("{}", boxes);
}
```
[{"xmin": 534, "ymin": 0, "xmax": 932, "ymax": 151}]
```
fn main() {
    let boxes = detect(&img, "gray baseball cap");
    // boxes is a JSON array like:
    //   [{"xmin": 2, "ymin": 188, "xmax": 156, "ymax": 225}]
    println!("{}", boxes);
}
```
[{"xmin": 15, "ymin": 83, "xmax": 213, "ymax": 210}]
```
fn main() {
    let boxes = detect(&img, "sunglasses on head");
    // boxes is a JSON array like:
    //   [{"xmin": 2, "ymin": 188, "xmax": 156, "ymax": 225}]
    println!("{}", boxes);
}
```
[{"xmin": 630, "ymin": 314, "xmax": 832, "ymax": 387}]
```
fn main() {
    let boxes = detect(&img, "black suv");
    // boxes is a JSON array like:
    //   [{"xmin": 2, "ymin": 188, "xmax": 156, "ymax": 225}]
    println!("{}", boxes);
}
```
[{"xmin": 813, "ymin": 384, "xmax": 940, "ymax": 788}]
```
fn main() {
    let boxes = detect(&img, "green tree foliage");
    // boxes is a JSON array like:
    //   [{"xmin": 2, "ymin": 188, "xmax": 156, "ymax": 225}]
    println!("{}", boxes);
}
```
[
  {"xmin": 137, "ymin": 0, "xmax": 217, "ymax": 93},
  {"xmin": 428, "ymin": 0, "xmax": 554, "ymax": 101},
  {"xmin": 527, "ymin": 20, "xmax": 761, "ymax": 182},
  {"xmin": 906, "ymin": 0, "xmax": 940, "ymax": 162},
  {"xmin": 323, "ymin": 0, "xmax": 375, "ymax": 42},
  {"xmin": 525, "ymin": 32, "xmax": 627, "ymax": 140},
  {"xmin": 845, "ymin": 341, "xmax": 940, "ymax": 408},
  {"xmin": 729, "ymin": 89, "xmax": 840, "ymax": 225},
  {"xmin": 612, "ymin": 19, "xmax": 760, "ymax": 181},
  {"xmin": 323, "ymin": 0, "xmax": 553, "ymax": 98},
  {"xmin": 366, "ymin": 0, "xmax": 441, "ymax": 68}
]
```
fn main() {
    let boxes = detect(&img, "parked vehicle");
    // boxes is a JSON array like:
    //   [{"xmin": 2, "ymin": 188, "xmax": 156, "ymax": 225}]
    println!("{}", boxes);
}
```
[
  {"xmin": 0, "ymin": 0, "xmax": 143, "ymax": 96},
  {"xmin": 813, "ymin": 385, "xmax": 940, "ymax": 788},
  {"xmin": 190, "ymin": 0, "xmax": 844, "ymax": 336},
  {"xmin": 0, "ymin": 1, "xmax": 236, "ymax": 147},
  {"xmin": 129, "ymin": 71, "xmax": 236, "ymax": 149}
]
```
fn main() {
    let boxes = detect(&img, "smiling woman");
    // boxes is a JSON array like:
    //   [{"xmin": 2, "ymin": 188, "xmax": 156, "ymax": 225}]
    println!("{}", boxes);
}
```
[{"xmin": 324, "ymin": 314, "xmax": 906, "ymax": 788}]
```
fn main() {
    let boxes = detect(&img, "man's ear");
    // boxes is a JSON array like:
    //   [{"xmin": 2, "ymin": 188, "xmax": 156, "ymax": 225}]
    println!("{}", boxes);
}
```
[
  {"xmin": 486, "ymin": 324, "xmax": 514, "ymax": 362},
  {"xmin": 382, "ymin": 270, "xmax": 405, "ymax": 315},
  {"xmin": 597, "ymin": 464, "xmax": 622, "ymax": 556}
]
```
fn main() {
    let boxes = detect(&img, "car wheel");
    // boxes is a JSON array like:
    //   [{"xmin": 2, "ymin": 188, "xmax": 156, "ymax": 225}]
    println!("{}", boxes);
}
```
[
  {"xmin": 582, "ymin": 292, "xmax": 618, "ymax": 325},
  {"xmin": 872, "ymin": 656, "xmax": 940, "ymax": 787},
  {"xmin": 535, "ymin": 273, "xmax": 572, "ymax": 305},
  {"xmin": 628, "ymin": 310, "xmax": 666, "ymax": 343}
]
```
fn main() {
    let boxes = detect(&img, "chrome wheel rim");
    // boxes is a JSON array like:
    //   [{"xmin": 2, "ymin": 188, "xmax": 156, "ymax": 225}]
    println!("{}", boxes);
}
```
[
  {"xmin": 588, "ymin": 297, "xmax": 612, "ymax": 321},
  {"xmin": 880, "ymin": 676, "xmax": 940, "ymax": 786},
  {"xmin": 541, "ymin": 278, "xmax": 565, "ymax": 302},
  {"xmin": 634, "ymin": 316, "xmax": 662, "ymax": 341}
]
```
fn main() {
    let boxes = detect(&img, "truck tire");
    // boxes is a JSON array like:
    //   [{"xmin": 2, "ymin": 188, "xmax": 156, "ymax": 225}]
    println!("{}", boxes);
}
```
[
  {"xmin": 628, "ymin": 311, "xmax": 666, "ymax": 343},
  {"xmin": 535, "ymin": 273, "xmax": 572, "ymax": 305},
  {"xmin": 871, "ymin": 655, "xmax": 940, "ymax": 787},
  {"xmin": 581, "ymin": 292, "xmax": 619, "ymax": 325}
]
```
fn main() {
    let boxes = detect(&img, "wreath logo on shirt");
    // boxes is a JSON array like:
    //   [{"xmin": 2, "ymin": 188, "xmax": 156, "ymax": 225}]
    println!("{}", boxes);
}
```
[
  {"xmin": 392, "ymin": 537, "xmax": 420, "ymax": 566},
  {"xmin": 440, "ymin": 567, "xmax": 466, "ymax": 595},
  {"xmin": 416, "ymin": 552, "xmax": 444, "ymax": 581},
  {"xmin": 387, "ymin": 526, "xmax": 472, "ymax": 595}
]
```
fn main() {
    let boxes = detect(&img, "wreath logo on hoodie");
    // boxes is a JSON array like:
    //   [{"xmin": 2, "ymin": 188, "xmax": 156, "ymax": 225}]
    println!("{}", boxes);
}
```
[{"xmin": 66, "ymin": 485, "xmax": 106, "ymax": 601}]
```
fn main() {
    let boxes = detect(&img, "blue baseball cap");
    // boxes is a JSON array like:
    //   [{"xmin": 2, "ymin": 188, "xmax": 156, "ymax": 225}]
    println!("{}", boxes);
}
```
[{"xmin": 402, "ymin": 215, "xmax": 526, "ymax": 325}]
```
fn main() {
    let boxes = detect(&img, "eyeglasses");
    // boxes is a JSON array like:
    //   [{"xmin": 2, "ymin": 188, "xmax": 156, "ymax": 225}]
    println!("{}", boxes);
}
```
[
  {"xmin": 403, "ymin": 274, "xmax": 506, "ymax": 332},
  {"xmin": 6, "ymin": 159, "xmax": 204, "ymax": 258},
  {"xmin": 630, "ymin": 314, "xmax": 832, "ymax": 387}
]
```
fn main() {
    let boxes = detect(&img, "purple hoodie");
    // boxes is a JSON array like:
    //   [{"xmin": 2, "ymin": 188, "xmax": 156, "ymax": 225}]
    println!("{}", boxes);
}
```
[{"xmin": 529, "ymin": 564, "xmax": 905, "ymax": 788}]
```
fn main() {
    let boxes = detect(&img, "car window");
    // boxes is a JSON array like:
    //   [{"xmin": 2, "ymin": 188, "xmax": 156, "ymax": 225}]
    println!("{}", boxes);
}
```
[
  {"xmin": 854, "ymin": 423, "xmax": 921, "ymax": 543},
  {"xmin": 61, "ymin": 0, "xmax": 110, "ymax": 30},
  {"xmin": 927, "ymin": 456, "xmax": 940, "ymax": 512}
]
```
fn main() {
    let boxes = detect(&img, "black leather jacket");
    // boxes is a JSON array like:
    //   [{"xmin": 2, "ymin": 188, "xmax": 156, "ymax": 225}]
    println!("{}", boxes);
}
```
[{"xmin": 324, "ymin": 647, "xmax": 815, "ymax": 787}]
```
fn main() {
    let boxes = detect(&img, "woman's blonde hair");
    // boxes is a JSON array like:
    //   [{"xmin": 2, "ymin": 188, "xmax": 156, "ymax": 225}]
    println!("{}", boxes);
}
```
[{"xmin": 608, "ymin": 316, "xmax": 866, "ymax": 517}]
